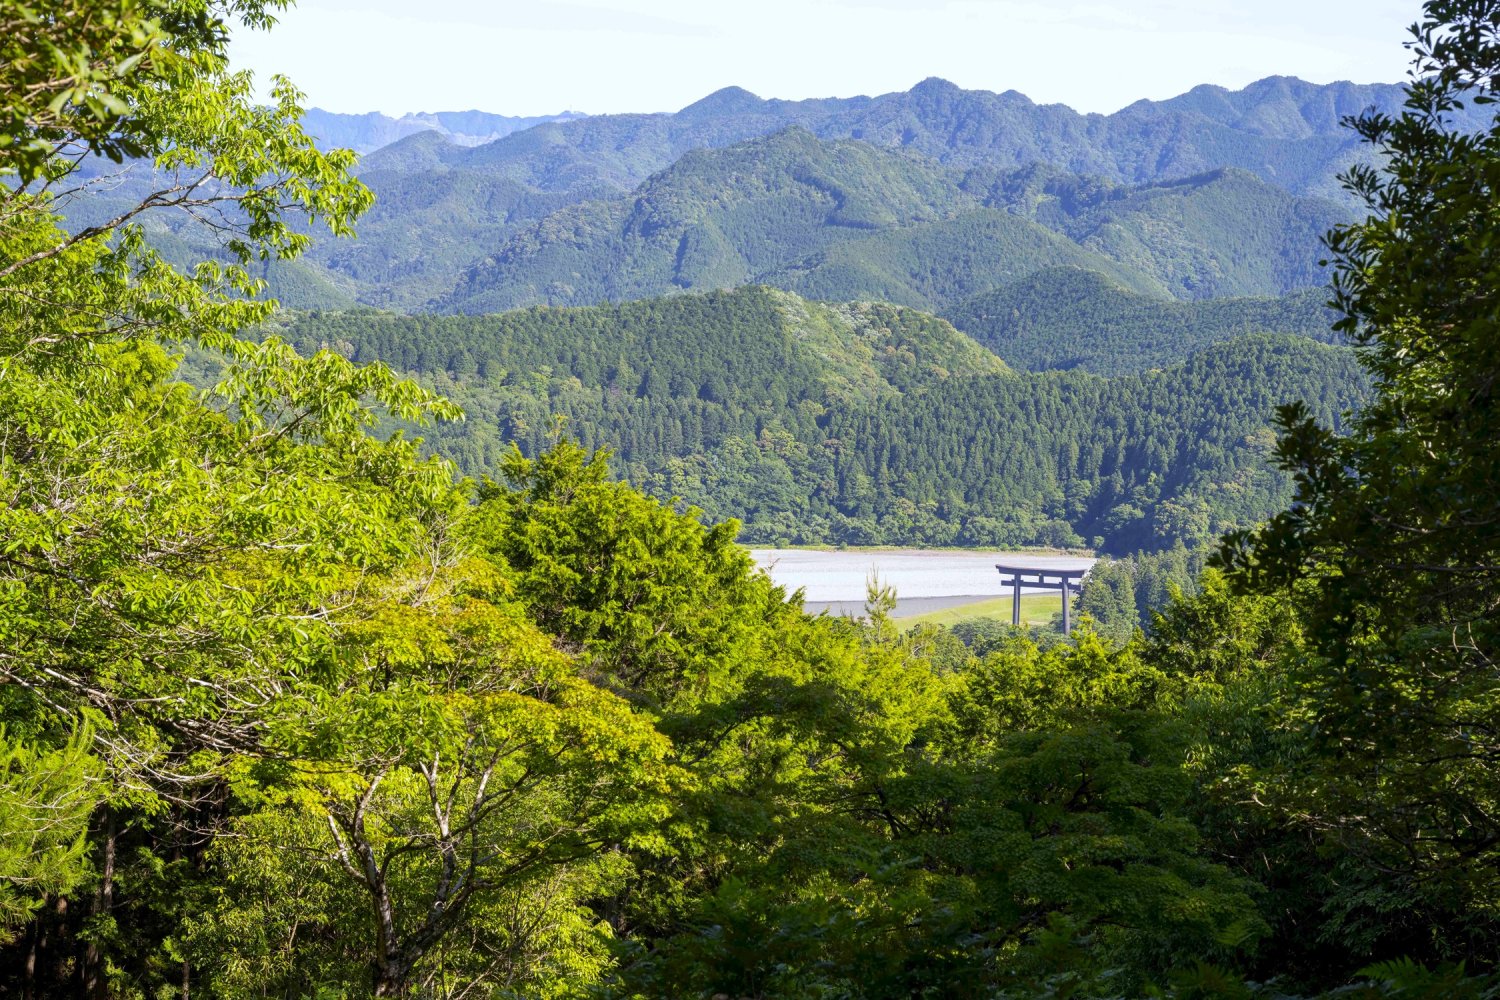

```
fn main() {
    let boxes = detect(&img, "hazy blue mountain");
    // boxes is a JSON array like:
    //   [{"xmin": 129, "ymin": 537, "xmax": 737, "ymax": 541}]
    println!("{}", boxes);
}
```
[
  {"xmin": 1143, "ymin": 76, "xmax": 1409, "ymax": 137},
  {"xmin": 327, "ymin": 75, "xmax": 1422, "ymax": 265},
  {"xmin": 50, "ymin": 76, "xmax": 1393, "ymax": 314},
  {"xmin": 412, "ymin": 75, "xmax": 1473, "ymax": 205},
  {"xmin": 298, "ymin": 131, "xmax": 625, "ymax": 309},
  {"xmin": 824, "ymin": 76, "xmax": 1418, "ymax": 200},
  {"xmin": 299, "ymin": 108, "xmax": 588, "ymax": 154}
]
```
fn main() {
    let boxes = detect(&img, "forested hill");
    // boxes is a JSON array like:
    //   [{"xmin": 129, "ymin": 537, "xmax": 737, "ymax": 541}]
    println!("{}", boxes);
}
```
[
  {"xmin": 295, "ymin": 285, "xmax": 1008, "ymax": 403},
  {"xmin": 281, "ymin": 287, "xmax": 1369, "ymax": 553},
  {"xmin": 948, "ymin": 267, "xmax": 1338, "ymax": 374},
  {"xmin": 437, "ymin": 128, "xmax": 1343, "ymax": 314}
]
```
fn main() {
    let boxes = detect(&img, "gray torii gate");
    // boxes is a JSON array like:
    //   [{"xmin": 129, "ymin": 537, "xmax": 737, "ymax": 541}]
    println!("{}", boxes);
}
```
[{"xmin": 995, "ymin": 564, "xmax": 1089, "ymax": 632}]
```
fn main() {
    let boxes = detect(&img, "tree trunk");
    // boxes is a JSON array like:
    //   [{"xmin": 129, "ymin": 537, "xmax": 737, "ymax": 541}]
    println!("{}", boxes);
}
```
[
  {"xmin": 21, "ymin": 902, "xmax": 42, "ymax": 1000},
  {"xmin": 372, "ymin": 956, "xmax": 412, "ymax": 997},
  {"xmin": 81, "ymin": 808, "xmax": 115, "ymax": 1000}
]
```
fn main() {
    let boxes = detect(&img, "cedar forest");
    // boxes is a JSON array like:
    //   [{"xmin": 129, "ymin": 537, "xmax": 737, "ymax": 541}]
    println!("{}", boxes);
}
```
[{"xmin": 2, "ymin": 1, "xmax": 1500, "ymax": 998}]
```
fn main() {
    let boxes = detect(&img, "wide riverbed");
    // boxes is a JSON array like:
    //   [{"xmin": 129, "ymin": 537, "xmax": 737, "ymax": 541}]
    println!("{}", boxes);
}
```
[{"xmin": 748, "ymin": 548, "xmax": 1096, "ymax": 618}]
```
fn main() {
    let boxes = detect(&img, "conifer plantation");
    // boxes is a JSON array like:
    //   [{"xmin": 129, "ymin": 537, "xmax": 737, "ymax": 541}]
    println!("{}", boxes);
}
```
[{"xmin": 2, "ymin": 1, "xmax": 1499, "ymax": 998}]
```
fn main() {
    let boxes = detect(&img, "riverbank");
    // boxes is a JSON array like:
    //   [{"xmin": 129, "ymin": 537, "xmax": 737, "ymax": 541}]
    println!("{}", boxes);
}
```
[
  {"xmin": 751, "ymin": 547, "xmax": 1097, "ymax": 610},
  {"xmin": 805, "ymin": 592, "xmax": 1064, "ymax": 623}
]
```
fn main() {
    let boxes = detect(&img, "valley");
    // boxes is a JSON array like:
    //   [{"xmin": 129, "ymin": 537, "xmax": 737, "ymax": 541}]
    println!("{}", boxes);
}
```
[
  {"xmin": 110, "ymin": 74, "xmax": 1389, "ymax": 634},
  {"xmin": 228, "ymin": 78, "xmax": 1382, "ymax": 637}
]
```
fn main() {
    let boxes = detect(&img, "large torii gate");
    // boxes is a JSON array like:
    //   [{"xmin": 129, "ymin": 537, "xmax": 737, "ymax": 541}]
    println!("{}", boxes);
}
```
[{"xmin": 995, "ymin": 564, "xmax": 1090, "ymax": 632}]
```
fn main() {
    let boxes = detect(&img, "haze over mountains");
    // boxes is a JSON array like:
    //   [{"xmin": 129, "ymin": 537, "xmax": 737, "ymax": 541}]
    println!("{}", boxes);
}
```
[
  {"xmin": 246, "ymin": 74, "xmax": 1422, "ymax": 315},
  {"xmin": 299, "ymin": 107, "xmax": 588, "ymax": 153},
  {"xmin": 319, "ymin": 74, "xmax": 1426, "ymax": 195}
]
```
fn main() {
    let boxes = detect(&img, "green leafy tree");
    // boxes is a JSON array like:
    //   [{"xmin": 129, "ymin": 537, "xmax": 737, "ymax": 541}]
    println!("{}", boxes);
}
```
[
  {"xmin": 187, "ymin": 559, "xmax": 675, "ymax": 997},
  {"xmin": 0, "ymin": 2, "xmax": 486, "ymax": 994},
  {"xmin": 0, "ymin": 0, "xmax": 178, "ymax": 182},
  {"xmin": 0, "ymin": 728, "xmax": 101, "ymax": 936},
  {"xmin": 1217, "ymin": 0, "xmax": 1500, "ymax": 969}
]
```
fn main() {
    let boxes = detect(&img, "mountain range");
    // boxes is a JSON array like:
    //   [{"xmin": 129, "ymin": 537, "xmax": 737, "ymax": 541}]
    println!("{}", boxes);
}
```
[
  {"xmin": 280, "ymin": 74, "xmax": 1390, "ymax": 312},
  {"xmin": 331, "ymin": 74, "xmax": 1435, "ymax": 197},
  {"xmin": 437, "ymin": 128, "xmax": 1344, "ymax": 315},
  {"xmin": 300, "ymin": 108, "xmax": 588, "ymax": 153},
  {"xmin": 80, "ymin": 76, "xmax": 1436, "ymax": 319}
]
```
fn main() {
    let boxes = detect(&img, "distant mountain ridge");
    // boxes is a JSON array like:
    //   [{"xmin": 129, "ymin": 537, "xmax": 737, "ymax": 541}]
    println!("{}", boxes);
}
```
[
  {"xmin": 300, "ymin": 108, "xmax": 589, "ymax": 154},
  {"xmin": 439, "ymin": 127, "xmax": 1346, "ymax": 314},
  {"xmin": 60, "ymin": 76, "xmax": 1463, "ymax": 316},
  {"xmin": 250, "ymin": 74, "xmax": 1441, "ymax": 310},
  {"xmin": 361, "ymin": 75, "xmax": 1467, "ymax": 203}
]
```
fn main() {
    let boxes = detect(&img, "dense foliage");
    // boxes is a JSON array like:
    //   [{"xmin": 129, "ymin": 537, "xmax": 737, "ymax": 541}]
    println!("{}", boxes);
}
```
[
  {"xmin": 1216, "ymin": 0, "xmax": 1500, "ymax": 969},
  {"xmin": 948, "ymin": 266, "xmax": 1337, "ymax": 374},
  {"xmin": 280, "ymin": 288, "xmax": 1368, "ymax": 552}
]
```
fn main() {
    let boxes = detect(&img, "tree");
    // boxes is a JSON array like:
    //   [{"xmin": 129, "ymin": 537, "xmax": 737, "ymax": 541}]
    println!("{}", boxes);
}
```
[
  {"xmin": 1217, "ymin": 0, "xmax": 1500, "ymax": 966},
  {"xmin": 0, "ymin": 2, "xmax": 469, "ymax": 993},
  {"xmin": 0, "ymin": 728, "xmax": 100, "ymax": 937},
  {"xmin": 187, "ymin": 560, "xmax": 675, "ymax": 997},
  {"xmin": 479, "ymin": 440, "xmax": 776, "ymax": 705},
  {"xmin": 0, "ymin": 0, "xmax": 178, "ymax": 183}
]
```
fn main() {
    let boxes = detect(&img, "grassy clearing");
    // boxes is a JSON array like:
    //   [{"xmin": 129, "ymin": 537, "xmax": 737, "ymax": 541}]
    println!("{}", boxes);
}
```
[{"xmin": 901, "ymin": 593, "xmax": 1063, "ymax": 629}]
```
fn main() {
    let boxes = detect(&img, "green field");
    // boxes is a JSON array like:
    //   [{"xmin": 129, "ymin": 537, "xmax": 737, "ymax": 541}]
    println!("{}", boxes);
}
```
[{"xmin": 900, "ymin": 593, "xmax": 1065, "ymax": 629}]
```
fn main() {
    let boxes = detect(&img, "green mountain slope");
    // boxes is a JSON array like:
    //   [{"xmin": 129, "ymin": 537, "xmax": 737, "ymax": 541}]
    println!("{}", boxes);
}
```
[
  {"xmin": 439, "ymin": 127, "xmax": 995, "ymax": 312},
  {"xmin": 764, "ymin": 208, "xmax": 1163, "ymax": 309},
  {"xmin": 1060, "ymin": 168, "xmax": 1345, "ymax": 297},
  {"xmin": 963, "ymin": 163, "xmax": 1345, "ymax": 298},
  {"xmin": 239, "ymin": 77, "xmax": 1388, "ymax": 310},
  {"xmin": 304, "ymin": 131, "xmax": 627, "ymax": 309},
  {"xmin": 299, "ymin": 285, "xmax": 1005, "ymax": 406},
  {"xmin": 58, "ymin": 79, "xmax": 1376, "ymax": 314},
  {"xmin": 441, "ymin": 129, "xmax": 1340, "ymax": 314},
  {"xmin": 279, "ymin": 288, "xmax": 1368, "ymax": 553},
  {"xmin": 945, "ymin": 267, "xmax": 1338, "ymax": 374}
]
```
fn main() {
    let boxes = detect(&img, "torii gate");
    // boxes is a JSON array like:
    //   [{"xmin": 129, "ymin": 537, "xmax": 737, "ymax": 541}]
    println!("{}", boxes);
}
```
[{"xmin": 995, "ymin": 564, "xmax": 1089, "ymax": 632}]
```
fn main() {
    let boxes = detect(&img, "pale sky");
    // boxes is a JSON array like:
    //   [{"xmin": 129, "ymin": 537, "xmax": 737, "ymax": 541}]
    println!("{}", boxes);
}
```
[{"xmin": 230, "ymin": 0, "xmax": 1423, "ymax": 118}]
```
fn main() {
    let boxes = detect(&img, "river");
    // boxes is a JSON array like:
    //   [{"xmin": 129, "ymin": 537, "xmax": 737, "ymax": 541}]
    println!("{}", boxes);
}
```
[{"xmin": 748, "ymin": 548, "xmax": 1097, "ymax": 618}]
